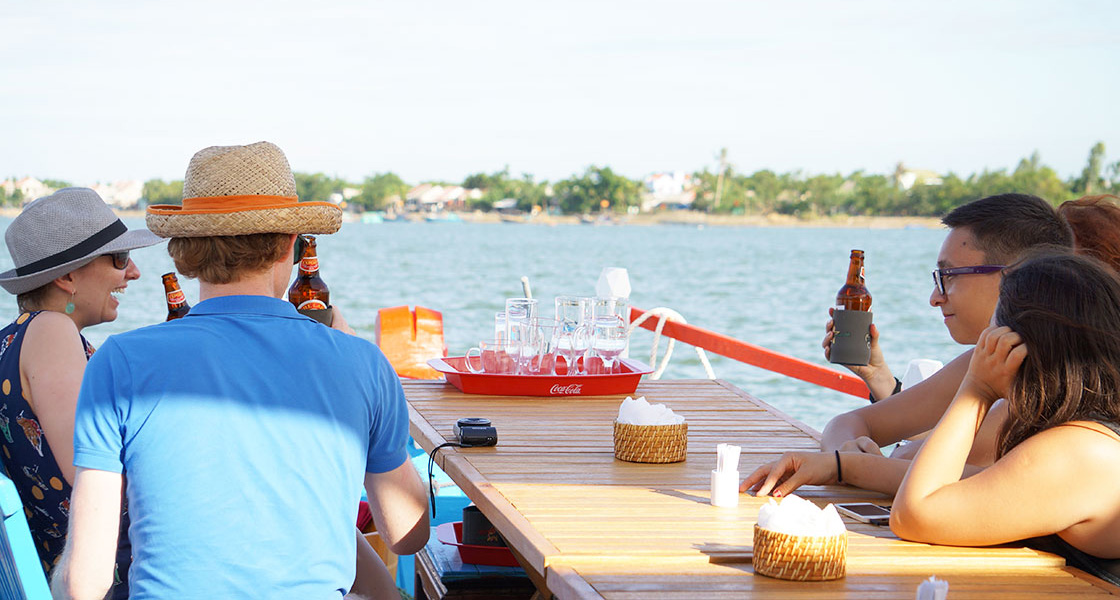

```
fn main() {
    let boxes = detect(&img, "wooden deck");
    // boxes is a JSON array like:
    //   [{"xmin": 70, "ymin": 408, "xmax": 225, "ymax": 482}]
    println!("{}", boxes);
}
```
[{"xmin": 406, "ymin": 379, "xmax": 1120, "ymax": 599}]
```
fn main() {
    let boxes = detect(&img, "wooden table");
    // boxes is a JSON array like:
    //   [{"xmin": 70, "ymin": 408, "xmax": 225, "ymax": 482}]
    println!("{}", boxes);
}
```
[{"xmin": 407, "ymin": 379, "xmax": 1120, "ymax": 599}]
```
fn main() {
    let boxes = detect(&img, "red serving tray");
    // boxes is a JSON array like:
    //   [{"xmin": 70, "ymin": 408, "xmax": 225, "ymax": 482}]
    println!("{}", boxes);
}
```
[
  {"xmin": 427, "ymin": 356, "xmax": 653, "ymax": 396},
  {"xmin": 436, "ymin": 521, "xmax": 520, "ymax": 567}
]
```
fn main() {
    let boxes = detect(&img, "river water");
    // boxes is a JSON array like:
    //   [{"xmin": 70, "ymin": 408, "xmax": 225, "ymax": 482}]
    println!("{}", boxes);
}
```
[{"xmin": 0, "ymin": 218, "xmax": 963, "ymax": 432}]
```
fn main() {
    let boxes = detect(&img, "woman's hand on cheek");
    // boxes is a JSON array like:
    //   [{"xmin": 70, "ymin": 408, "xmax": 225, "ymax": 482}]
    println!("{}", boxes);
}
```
[{"xmin": 964, "ymin": 325, "xmax": 1027, "ymax": 403}]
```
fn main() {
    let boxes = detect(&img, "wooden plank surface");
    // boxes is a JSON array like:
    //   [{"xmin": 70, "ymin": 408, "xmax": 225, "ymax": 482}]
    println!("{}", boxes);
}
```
[{"xmin": 405, "ymin": 379, "xmax": 1120, "ymax": 598}]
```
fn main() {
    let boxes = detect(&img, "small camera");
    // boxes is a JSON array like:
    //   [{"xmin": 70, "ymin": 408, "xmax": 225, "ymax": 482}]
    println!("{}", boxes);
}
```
[{"xmin": 454, "ymin": 417, "xmax": 498, "ymax": 447}]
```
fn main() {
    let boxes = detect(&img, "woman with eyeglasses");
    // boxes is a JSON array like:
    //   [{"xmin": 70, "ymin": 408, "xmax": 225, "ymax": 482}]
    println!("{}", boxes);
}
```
[{"xmin": 0, "ymin": 188, "xmax": 162, "ymax": 599}]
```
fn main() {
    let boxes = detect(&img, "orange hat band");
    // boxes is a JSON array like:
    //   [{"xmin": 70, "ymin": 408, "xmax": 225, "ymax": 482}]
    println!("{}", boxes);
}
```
[{"xmin": 182, "ymin": 195, "xmax": 299, "ymax": 212}]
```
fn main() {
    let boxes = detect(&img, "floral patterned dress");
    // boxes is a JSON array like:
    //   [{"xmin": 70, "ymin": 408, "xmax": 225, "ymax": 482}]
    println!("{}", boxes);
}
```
[{"xmin": 0, "ymin": 311, "xmax": 130, "ymax": 598}]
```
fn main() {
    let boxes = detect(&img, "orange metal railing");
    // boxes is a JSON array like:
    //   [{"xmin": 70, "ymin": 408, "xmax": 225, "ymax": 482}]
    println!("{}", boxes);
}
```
[{"xmin": 630, "ymin": 306, "xmax": 869, "ymax": 399}]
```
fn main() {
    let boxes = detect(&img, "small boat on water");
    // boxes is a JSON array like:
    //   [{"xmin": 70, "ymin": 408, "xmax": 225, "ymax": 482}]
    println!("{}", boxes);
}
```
[{"xmin": 425, "ymin": 212, "xmax": 462, "ymax": 223}]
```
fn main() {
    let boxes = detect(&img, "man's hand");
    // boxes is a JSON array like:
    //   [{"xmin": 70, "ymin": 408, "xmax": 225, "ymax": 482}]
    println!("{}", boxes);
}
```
[
  {"xmin": 740, "ymin": 451, "xmax": 839, "ymax": 497},
  {"xmin": 823, "ymin": 308, "xmax": 895, "ymax": 400},
  {"xmin": 837, "ymin": 435, "xmax": 882, "ymax": 456},
  {"xmin": 330, "ymin": 305, "xmax": 357, "ymax": 336}
]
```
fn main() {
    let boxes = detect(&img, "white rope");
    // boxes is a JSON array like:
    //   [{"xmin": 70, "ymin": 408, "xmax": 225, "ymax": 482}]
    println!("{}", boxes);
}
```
[{"xmin": 628, "ymin": 307, "xmax": 716, "ymax": 380}]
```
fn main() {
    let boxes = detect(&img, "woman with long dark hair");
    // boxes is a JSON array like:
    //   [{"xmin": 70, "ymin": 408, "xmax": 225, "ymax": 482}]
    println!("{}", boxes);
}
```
[{"xmin": 891, "ymin": 251, "xmax": 1120, "ymax": 585}]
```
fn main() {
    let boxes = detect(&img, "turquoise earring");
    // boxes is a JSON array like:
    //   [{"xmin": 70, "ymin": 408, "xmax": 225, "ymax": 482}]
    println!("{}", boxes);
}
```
[{"xmin": 64, "ymin": 292, "xmax": 76, "ymax": 315}]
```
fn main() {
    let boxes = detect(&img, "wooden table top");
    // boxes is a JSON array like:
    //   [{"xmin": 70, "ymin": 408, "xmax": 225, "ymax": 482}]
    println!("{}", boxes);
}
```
[{"xmin": 406, "ymin": 379, "xmax": 1120, "ymax": 599}]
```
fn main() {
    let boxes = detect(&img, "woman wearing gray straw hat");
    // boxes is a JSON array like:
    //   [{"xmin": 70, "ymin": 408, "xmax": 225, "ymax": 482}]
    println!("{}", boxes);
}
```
[{"xmin": 0, "ymin": 187, "xmax": 162, "ymax": 598}]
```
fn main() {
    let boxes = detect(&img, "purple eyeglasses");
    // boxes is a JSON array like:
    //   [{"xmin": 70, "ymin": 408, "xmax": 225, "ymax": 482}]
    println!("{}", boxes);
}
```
[{"xmin": 931, "ymin": 265, "xmax": 1004, "ymax": 295}]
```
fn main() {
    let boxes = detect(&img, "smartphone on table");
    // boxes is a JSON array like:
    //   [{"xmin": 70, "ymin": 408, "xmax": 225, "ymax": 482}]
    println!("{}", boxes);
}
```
[{"xmin": 836, "ymin": 503, "xmax": 891, "ymax": 526}]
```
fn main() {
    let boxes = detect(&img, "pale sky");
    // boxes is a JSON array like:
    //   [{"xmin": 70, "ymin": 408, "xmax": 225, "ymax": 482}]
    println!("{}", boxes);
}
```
[{"xmin": 1, "ymin": 0, "xmax": 1117, "ymax": 186}]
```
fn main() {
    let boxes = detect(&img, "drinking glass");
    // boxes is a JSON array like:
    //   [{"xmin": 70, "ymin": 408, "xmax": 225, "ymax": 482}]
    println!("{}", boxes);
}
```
[
  {"xmin": 556, "ymin": 326, "xmax": 589, "ymax": 375},
  {"xmin": 590, "ymin": 321, "xmax": 628, "ymax": 374},
  {"xmin": 555, "ymin": 296, "xmax": 592, "ymax": 375},
  {"xmin": 504, "ymin": 298, "xmax": 538, "ymax": 341},
  {"xmin": 528, "ymin": 318, "xmax": 560, "ymax": 375},
  {"xmin": 591, "ymin": 296, "xmax": 630, "ymax": 328},
  {"xmin": 555, "ymin": 296, "xmax": 593, "ymax": 330},
  {"xmin": 494, "ymin": 311, "xmax": 507, "ymax": 342},
  {"xmin": 465, "ymin": 340, "xmax": 515, "ymax": 374},
  {"xmin": 507, "ymin": 320, "xmax": 541, "ymax": 375}
]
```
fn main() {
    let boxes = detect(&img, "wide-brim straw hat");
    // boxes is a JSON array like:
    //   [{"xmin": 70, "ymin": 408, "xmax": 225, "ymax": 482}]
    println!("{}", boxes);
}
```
[
  {"xmin": 146, "ymin": 141, "xmax": 341, "ymax": 238},
  {"xmin": 0, "ymin": 187, "xmax": 165, "ymax": 295}
]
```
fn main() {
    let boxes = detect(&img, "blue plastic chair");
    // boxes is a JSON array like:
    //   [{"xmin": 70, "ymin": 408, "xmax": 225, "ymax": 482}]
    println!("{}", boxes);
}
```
[{"xmin": 0, "ymin": 470, "xmax": 51, "ymax": 599}]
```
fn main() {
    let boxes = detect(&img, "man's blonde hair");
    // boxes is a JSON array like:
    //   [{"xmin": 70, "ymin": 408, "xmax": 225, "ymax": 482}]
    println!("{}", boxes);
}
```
[{"xmin": 168, "ymin": 233, "xmax": 291, "ymax": 284}]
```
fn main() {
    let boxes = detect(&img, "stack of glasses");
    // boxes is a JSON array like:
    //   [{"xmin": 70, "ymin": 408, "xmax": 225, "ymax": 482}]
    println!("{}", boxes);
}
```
[{"xmin": 466, "ymin": 295, "xmax": 630, "ymax": 375}]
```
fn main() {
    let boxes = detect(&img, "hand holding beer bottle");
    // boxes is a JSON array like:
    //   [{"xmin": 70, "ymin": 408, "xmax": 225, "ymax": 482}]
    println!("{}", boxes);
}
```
[
  {"xmin": 288, "ymin": 234, "xmax": 333, "ymax": 326},
  {"xmin": 162, "ymin": 272, "xmax": 190, "ymax": 321},
  {"xmin": 827, "ymin": 250, "xmax": 874, "ymax": 366}
]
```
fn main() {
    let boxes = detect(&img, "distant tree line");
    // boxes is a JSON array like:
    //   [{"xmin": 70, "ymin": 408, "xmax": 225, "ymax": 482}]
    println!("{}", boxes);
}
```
[{"xmin": 125, "ymin": 141, "xmax": 1118, "ymax": 217}]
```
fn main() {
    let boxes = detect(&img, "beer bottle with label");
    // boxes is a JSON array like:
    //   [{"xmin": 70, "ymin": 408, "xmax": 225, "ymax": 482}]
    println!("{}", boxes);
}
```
[
  {"xmin": 830, "ymin": 249, "xmax": 873, "ymax": 366},
  {"xmin": 162, "ymin": 272, "xmax": 190, "ymax": 321},
  {"xmin": 288, "ymin": 234, "xmax": 330, "ymax": 311},
  {"xmin": 836, "ymin": 249, "xmax": 872, "ymax": 311}
]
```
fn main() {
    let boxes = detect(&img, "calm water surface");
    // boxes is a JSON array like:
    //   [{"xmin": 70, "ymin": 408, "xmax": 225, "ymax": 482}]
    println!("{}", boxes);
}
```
[{"xmin": 0, "ymin": 218, "xmax": 962, "ymax": 432}]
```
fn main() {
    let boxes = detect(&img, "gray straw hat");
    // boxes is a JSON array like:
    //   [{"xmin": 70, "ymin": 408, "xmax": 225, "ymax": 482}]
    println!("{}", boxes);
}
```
[
  {"xmin": 0, "ymin": 187, "xmax": 164, "ymax": 295},
  {"xmin": 145, "ymin": 141, "xmax": 341, "ymax": 238}
]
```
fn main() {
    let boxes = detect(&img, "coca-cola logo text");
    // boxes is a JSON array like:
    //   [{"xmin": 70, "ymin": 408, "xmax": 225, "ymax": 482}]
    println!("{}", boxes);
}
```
[{"xmin": 550, "ymin": 384, "xmax": 583, "ymax": 395}]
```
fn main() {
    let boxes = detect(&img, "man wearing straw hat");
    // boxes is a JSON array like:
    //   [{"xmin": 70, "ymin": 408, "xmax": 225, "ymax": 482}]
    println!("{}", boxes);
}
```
[{"xmin": 54, "ymin": 142, "xmax": 429, "ymax": 599}]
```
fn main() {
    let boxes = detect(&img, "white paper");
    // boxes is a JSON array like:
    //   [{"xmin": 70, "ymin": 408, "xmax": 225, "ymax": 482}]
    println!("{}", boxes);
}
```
[
  {"xmin": 915, "ymin": 576, "xmax": 949, "ymax": 600},
  {"xmin": 756, "ymin": 494, "xmax": 846, "ymax": 537},
  {"xmin": 617, "ymin": 395, "xmax": 685, "ymax": 425}
]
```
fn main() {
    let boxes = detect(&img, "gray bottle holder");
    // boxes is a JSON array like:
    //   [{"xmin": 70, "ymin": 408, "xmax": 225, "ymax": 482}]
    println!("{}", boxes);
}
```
[
  {"xmin": 298, "ymin": 307, "xmax": 334, "ymax": 327},
  {"xmin": 829, "ymin": 309, "xmax": 873, "ymax": 366}
]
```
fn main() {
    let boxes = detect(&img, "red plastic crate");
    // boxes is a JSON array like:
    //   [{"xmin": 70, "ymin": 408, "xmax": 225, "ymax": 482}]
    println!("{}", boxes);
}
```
[{"xmin": 436, "ymin": 521, "xmax": 520, "ymax": 567}]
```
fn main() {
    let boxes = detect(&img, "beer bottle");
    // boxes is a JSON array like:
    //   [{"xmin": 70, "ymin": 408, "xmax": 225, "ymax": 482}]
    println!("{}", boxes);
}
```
[
  {"xmin": 836, "ymin": 249, "xmax": 872, "ymax": 311},
  {"xmin": 162, "ymin": 272, "xmax": 190, "ymax": 321},
  {"xmin": 288, "ymin": 235, "xmax": 330, "ymax": 311}
]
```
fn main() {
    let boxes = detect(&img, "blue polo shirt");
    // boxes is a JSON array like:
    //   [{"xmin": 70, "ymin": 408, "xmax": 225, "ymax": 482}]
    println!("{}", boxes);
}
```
[{"xmin": 74, "ymin": 295, "xmax": 409, "ymax": 600}]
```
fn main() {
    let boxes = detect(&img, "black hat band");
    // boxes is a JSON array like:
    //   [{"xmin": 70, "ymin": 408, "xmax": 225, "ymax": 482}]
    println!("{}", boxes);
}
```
[{"xmin": 15, "ymin": 219, "xmax": 127, "ymax": 277}]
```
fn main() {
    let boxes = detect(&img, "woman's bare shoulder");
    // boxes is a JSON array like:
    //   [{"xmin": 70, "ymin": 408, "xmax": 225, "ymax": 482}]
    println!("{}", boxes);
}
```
[
  {"xmin": 20, "ymin": 311, "xmax": 83, "ymax": 362},
  {"xmin": 1013, "ymin": 422, "xmax": 1120, "ymax": 468}
]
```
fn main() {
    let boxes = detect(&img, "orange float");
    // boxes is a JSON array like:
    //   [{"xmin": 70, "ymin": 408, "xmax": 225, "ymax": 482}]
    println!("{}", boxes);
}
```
[{"xmin": 375, "ymin": 305, "xmax": 447, "ymax": 379}]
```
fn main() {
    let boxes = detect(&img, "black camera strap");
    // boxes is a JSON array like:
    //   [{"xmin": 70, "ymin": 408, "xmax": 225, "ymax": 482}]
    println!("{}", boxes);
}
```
[{"xmin": 426, "ymin": 442, "xmax": 463, "ymax": 520}]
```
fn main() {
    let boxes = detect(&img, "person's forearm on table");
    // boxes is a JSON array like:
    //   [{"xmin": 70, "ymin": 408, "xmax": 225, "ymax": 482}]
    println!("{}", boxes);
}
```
[
  {"xmin": 892, "ymin": 386, "xmax": 990, "ymax": 536},
  {"xmin": 837, "ymin": 453, "xmax": 916, "ymax": 496}
]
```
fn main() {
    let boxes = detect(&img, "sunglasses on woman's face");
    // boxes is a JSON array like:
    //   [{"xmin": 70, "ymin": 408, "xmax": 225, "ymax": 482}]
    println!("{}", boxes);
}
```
[{"xmin": 104, "ymin": 251, "xmax": 130, "ymax": 270}]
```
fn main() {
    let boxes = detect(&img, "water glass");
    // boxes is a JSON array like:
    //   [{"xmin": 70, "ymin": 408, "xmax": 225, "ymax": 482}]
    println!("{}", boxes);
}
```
[
  {"xmin": 507, "ymin": 320, "xmax": 542, "ymax": 375},
  {"xmin": 555, "ymin": 296, "xmax": 592, "ymax": 375},
  {"xmin": 589, "ymin": 321, "xmax": 628, "ymax": 374},
  {"xmin": 555, "ymin": 296, "xmax": 593, "ymax": 331},
  {"xmin": 528, "ymin": 318, "xmax": 560, "ymax": 375},
  {"xmin": 494, "ymin": 311, "xmax": 507, "ymax": 342},
  {"xmin": 591, "ymin": 296, "xmax": 630, "ymax": 328},
  {"xmin": 504, "ymin": 297, "xmax": 538, "ymax": 340},
  {"xmin": 556, "ymin": 326, "xmax": 589, "ymax": 375},
  {"xmin": 465, "ymin": 340, "xmax": 516, "ymax": 374}
]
